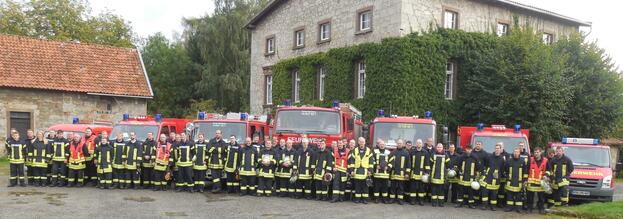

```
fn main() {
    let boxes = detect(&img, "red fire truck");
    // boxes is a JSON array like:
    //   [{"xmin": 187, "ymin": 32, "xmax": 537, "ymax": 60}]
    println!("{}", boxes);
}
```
[
  {"xmin": 109, "ymin": 114, "xmax": 191, "ymax": 141},
  {"xmin": 549, "ymin": 137, "xmax": 615, "ymax": 202},
  {"xmin": 272, "ymin": 100, "xmax": 363, "ymax": 145},
  {"xmin": 367, "ymin": 110, "xmax": 437, "ymax": 150},
  {"xmin": 47, "ymin": 117, "xmax": 112, "ymax": 138},
  {"xmin": 457, "ymin": 124, "xmax": 530, "ymax": 153},
  {"xmin": 189, "ymin": 112, "xmax": 272, "ymax": 144}
]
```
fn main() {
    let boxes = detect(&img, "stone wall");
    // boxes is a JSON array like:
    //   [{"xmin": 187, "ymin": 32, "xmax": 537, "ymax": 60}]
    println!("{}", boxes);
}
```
[{"xmin": 0, "ymin": 88, "xmax": 147, "ymax": 153}]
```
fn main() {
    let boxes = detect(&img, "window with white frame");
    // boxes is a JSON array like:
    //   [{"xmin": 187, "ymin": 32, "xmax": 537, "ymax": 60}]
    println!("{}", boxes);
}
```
[
  {"xmin": 319, "ymin": 22, "xmax": 331, "ymax": 41},
  {"xmin": 318, "ymin": 66, "xmax": 326, "ymax": 101},
  {"xmin": 266, "ymin": 37, "xmax": 275, "ymax": 54},
  {"xmin": 295, "ymin": 29, "xmax": 305, "ymax": 48},
  {"xmin": 497, "ymin": 23, "xmax": 509, "ymax": 36},
  {"xmin": 265, "ymin": 75, "xmax": 273, "ymax": 105},
  {"xmin": 357, "ymin": 61, "xmax": 366, "ymax": 99},
  {"xmin": 445, "ymin": 62, "xmax": 455, "ymax": 100},
  {"xmin": 542, "ymin": 33, "xmax": 554, "ymax": 45},
  {"xmin": 293, "ymin": 71, "xmax": 301, "ymax": 103},
  {"xmin": 443, "ymin": 10, "xmax": 458, "ymax": 29},
  {"xmin": 359, "ymin": 10, "xmax": 372, "ymax": 31}
]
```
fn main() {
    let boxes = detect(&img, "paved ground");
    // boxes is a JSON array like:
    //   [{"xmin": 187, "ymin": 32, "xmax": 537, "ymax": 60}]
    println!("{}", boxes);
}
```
[{"xmin": 0, "ymin": 176, "xmax": 539, "ymax": 219}]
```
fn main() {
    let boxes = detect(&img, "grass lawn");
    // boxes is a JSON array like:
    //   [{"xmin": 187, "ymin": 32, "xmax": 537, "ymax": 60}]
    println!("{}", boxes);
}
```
[
  {"xmin": 616, "ymin": 177, "xmax": 623, "ymax": 185},
  {"xmin": 0, "ymin": 157, "xmax": 8, "ymax": 176},
  {"xmin": 552, "ymin": 201, "xmax": 623, "ymax": 219}
]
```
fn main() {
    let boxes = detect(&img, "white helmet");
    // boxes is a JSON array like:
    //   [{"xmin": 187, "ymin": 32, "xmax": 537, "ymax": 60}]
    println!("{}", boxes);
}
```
[
  {"xmin": 541, "ymin": 179, "xmax": 552, "ymax": 194},
  {"xmin": 471, "ymin": 181, "xmax": 481, "ymax": 190},
  {"xmin": 447, "ymin": 169, "xmax": 457, "ymax": 178},
  {"xmin": 421, "ymin": 174, "xmax": 430, "ymax": 183}
]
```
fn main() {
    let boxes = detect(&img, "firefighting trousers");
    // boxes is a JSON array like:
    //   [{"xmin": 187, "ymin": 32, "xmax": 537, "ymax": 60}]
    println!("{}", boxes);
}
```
[
  {"xmin": 457, "ymin": 185, "xmax": 475, "ymax": 204},
  {"xmin": 344, "ymin": 179, "xmax": 354, "ymax": 200},
  {"xmin": 112, "ymin": 168, "xmax": 124, "ymax": 185},
  {"xmin": 258, "ymin": 177, "xmax": 274, "ymax": 195},
  {"xmin": 50, "ymin": 161, "xmax": 66, "ymax": 184},
  {"xmin": 98, "ymin": 172, "xmax": 113, "ymax": 187},
  {"xmin": 125, "ymin": 169, "xmax": 140, "ymax": 186},
  {"xmin": 32, "ymin": 167, "xmax": 47, "ymax": 184},
  {"xmin": 67, "ymin": 168, "xmax": 84, "ymax": 185},
  {"xmin": 332, "ymin": 172, "xmax": 346, "ymax": 198},
  {"xmin": 296, "ymin": 179, "xmax": 312, "ymax": 197},
  {"xmin": 176, "ymin": 166, "xmax": 194, "ymax": 188},
  {"xmin": 391, "ymin": 180, "xmax": 406, "ymax": 200},
  {"xmin": 482, "ymin": 188, "xmax": 499, "ymax": 205},
  {"xmin": 26, "ymin": 163, "xmax": 33, "ymax": 184},
  {"xmin": 85, "ymin": 161, "xmax": 97, "ymax": 182},
  {"xmin": 142, "ymin": 167, "xmax": 154, "ymax": 187},
  {"xmin": 278, "ymin": 177, "xmax": 294, "ymax": 195},
  {"xmin": 354, "ymin": 179, "xmax": 369, "ymax": 200},
  {"xmin": 240, "ymin": 175, "xmax": 256, "ymax": 194},
  {"xmin": 225, "ymin": 171, "xmax": 239, "ymax": 192},
  {"xmin": 410, "ymin": 180, "xmax": 427, "ymax": 200},
  {"xmin": 446, "ymin": 183, "xmax": 459, "ymax": 202},
  {"xmin": 373, "ymin": 178, "xmax": 389, "ymax": 199},
  {"xmin": 553, "ymin": 186, "xmax": 569, "ymax": 206},
  {"xmin": 153, "ymin": 170, "xmax": 166, "ymax": 188},
  {"xmin": 9, "ymin": 163, "xmax": 25, "ymax": 185},
  {"xmin": 506, "ymin": 191, "xmax": 522, "ymax": 206},
  {"xmin": 210, "ymin": 169, "xmax": 223, "ymax": 190},
  {"xmin": 193, "ymin": 169, "xmax": 206, "ymax": 190},
  {"xmin": 314, "ymin": 180, "xmax": 328, "ymax": 197},
  {"xmin": 527, "ymin": 191, "xmax": 545, "ymax": 210},
  {"xmin": 431, "ymin": 184, "xmax": 445, "ymax": 201}
]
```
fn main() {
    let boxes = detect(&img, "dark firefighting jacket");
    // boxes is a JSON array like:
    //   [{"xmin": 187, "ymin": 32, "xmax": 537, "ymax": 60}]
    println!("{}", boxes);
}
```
[
  {"xmin": 24, "ymin": 137, "xmax": 34, "ymax": 165},
  {"xmin": 472, "ymin": 149, "xmax": 489, "ymax": 168},
  {"xmin": 208, "ymin": 138, "xmax": 227, "ymax": 169},
  {"xmin": 276, "ymin": 147, "xmax": 296, "ymax": 178},
  {"xmin": 258, "ymin": 147, "xmax": 278, "ymax": 178},
  {"xmin": 7, "ymin": 138, "xmax": 27, "ymax": 164},
  {"xmin": 294, "ymin": 146, "xmax": 314, "ymax": 180},
  {"xmin": 348, "ymin": 147, "xmax": 374, "ymax": 180},
  {"xmin": 224, "ymin": 142, "xmax": 240, "ymax": 173},
  {"xmin": 31, "ymin": 139, "xmax": 48, "ymax": 168},
  {"xmin": 49, "ymin": 137, "xmax": 69, "ymax": 162},
  {"xmin": 238, "ymin": 145, "xmax": 258, "ymax": 176},
  {"xmin": 193, "ymin": 140, "xmax": 208, "ymax": 170},
  {"xmin": 430, "ymin": 152, "xmax": 450, "ymax": 185},
  {"xmin": 124, "ymin": 140, "xmax": 143, "ymax": 170},
  {"xmin": 483, "ymin": 153, "xmax": 506, "ymax": 190},
  {"xmin": 410, "ymin": 148, "xmax": 430, "ymax": 181},
  {"xmin": 173, "ymin": 140, "xmax": 194, "ymax": 167},
  {"xmin": 373, "ymin": 148, "xmax": 391, "ymax": 179},
  {"xmin": 389, "ymin": 148, "xmax": 411, "ymax": 181},
  {"xmin": 547, "ymin": 154, "xmax": 574, "ymax": 187},
  {"xmin": 94, "ymin": 142, "xmax": 114, "ymax": 173},
  {"xmin": 313, "ymin": 148, "xmax": 334, "ymax": 180},
  {"xmin": 504, "ymin": 156, "xmax": 528, "ymax": 192},
  {"xmin": 457, "ymin": 152, "xmax": 481, "ymax": 186},
  {"xmin": 142, "ymin": 139, "xmax": 156, "ymax": 168},
  {"xmin": 112, "ymin": 139, "xmax": 126, "ymax": 169},
  {"xmin": 447, "ymin": 151, "xmax": 460, "ymax": 183}
]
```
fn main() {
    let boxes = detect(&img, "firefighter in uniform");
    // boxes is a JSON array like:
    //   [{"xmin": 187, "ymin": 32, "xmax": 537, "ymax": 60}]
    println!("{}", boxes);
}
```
[
  {"xmin": 173, "ymin": 133, "xmax": 194, "ymax": 192},
  {"xmin": 544, "ymin": 148, "xmax": 556, "ymax": 208},
  {"xmin": 547, "ymin": 146, "xmax": 573, "ymax": 207},
  {"xmin": 94, "ymin": 137, "xmax": 114, "ymax": 189},
  {"xmin": 224, "ymin": 135, "xmax": 240, "ymax": 193},
  {"xmin": 373, "ymin": 139, "xmax": 391, "ymax": 204},
  {"xmin": 504, "ymin": 147, "xmax": 528, "ymax": 213},
  {"xmin": 67, "ymin": 134, "xmax": 89, "ymax": 187},
  {"xmin": 238, "ymin": 137, "xmax": 258, "ymax": 196},
  {"xmin": 83, "ymin": 128, "xmax": 98, "ymax": 186},
  {"xmin": 389, "ymin": 139, "xmax": 411, "ymax": 205},
  {"xmin": 111, "ymin": 133, "xmax": 126, "ymax": 189},
  {"xmin": 430, "ymin": 143, "xmax": 450, "ymax": 207},
  {"xmin": 293, "ymin": 138, "xmax": 314, "ymax": 199},
  {"xmin": 348, "ymin": 137, "xmax": 374, "ymax": 204},
  {"xmin": 258, "ymin": 139, "xmax": 277, "ymax": 196},
  {"xmin": 44, "ymin": 131, "xmax": 56, "ymax": 186},
  {"xmin": 517, "ymin": 142, "xmax": 530, "ymax": 210},
  {"xmin": 455, "ymin": 144, "xmax": 481, "ymax": 209},
  {"xmin": 251, "ymin": 134, "xmax": 263, "ymax": 153},
  {"xmin": 446, "ymin": 144, "xmax": 460, "ymax": 204},
  {"xmin": 6, "ymin": 131, "xmax": 27, "ymax": 187},
  {"xmin": 472, "ymin": 141, "xmax": 489, "ymax": 204},
  {"xmin": 31, "ymin": 131, "xmax": 49, "ymax": 186},
  {"xmin": 24, "ymin": 130, "xmax": 35, "ymax": 185},
  {"xmin": 331, "ymin": 139, "xmax": 350, "ymax": 202},
  {"xmin": 141, "ymin": 132, "xmax": 156, "ymax": 189},
  {"xmin": 410, "ymin": 139, "xmax": 430, "ymax": 205},
  {"xmin": 208, "ymin": 130, "xmax": 227, "ymax": 193},
  {"xmin": 124, "ymin": 132, "xmax": 143, "ymax": 189},
  {"xmin": 193, "ymin": 133, "xmax": 208, "ymax": 193},
  {"xmin": 49, "ymin": 130, "xmax": 69, "ymax": 187},
  {"xmin": 481, "ymin": 143, "xmax": 505, "ymax": 211},
  {"xmin": 153, "ymin": 134, "xmax": 173, "ymax": 191},
  {"xmin": 344, "ymin": 139, "xmax": 357, "ymax": 201},
  {"xmin": 312, "ymin": 140, "xmax": 334, "ymax": 201},
  {"xmin": 527, "ymin": 147, "xmax": 548, "ymax": 214},
  {"xmin": 277, "ymin": 139, "xmax": 296, "ymax": 197}
]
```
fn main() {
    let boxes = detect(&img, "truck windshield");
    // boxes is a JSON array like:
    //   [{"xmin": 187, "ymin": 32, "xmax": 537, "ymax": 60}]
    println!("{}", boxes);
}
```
[
  {"xmin": 373, "ymin": 122, "xmax": 435, "ymax": 148},
  {"xmin": 561, "ymin": 146, "xmax": 610, "ymax": 167},
  {"xmin": 194, "ymin": 122, "xmax": 246, "ymax": 144},
  {"xmin": 275, "ymin": 110, "xmax": 341, "ymax": 135},
  {"xmin": 109, "ymin": 124, "xmax": 159, "ymax": 141},
  {"xmin": 472, "ymin": 136, "xmax": 528, "ymax": 153}
]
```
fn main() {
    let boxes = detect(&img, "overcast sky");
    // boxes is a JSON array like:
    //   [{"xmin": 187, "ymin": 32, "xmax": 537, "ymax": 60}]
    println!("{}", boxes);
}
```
[{"xmin": 90, "ymin": 0, "xmax": 622, "ymax": 69}]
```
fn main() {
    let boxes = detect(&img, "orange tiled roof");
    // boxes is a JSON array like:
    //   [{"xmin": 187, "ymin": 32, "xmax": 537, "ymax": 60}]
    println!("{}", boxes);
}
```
[{"xmin": 0, "ymin": 34, "xmax": 152, "ymax": 98}]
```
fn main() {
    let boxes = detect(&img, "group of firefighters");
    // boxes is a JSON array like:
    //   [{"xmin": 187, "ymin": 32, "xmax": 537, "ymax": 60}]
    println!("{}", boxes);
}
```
[{"xmin": 5, "ymin": 127, "xmax": 573, "ymax": 214}]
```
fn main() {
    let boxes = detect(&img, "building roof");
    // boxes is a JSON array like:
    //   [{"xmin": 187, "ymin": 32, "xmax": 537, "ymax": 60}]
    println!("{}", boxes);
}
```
[
  {"xmin": 245, "ymin": 0, "xmax": 591, "ymax": 29},
  {"xmin": 0, "ymin": 34, "xmax": 153, "ymax": 98}
]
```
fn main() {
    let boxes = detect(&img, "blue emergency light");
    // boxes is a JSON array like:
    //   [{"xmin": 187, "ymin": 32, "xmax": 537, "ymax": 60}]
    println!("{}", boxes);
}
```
[
  {"xmin": 240, "ymin": 113, "xmax": 248, "ymax": 121},
  {"xmin": 332, "ymin": 100, "xmax": 340, "ymax": 108},
  {"xmin": 377, "ymin": 109, "xmax": 385, "ymax": 117},
  {"xmin": 476, "ymin": 123, "xmax": 484, "ymax": 131},
  {"xmin": 198, "ymin": 112, "xmax": 206, "ymax": 120},
  {"xmin": 123, "ymin": 113, "xmax": 129, "ymax": 121},
  {"xmin": 284, "ymin": 99, "xmax": 292, "ymax": 106},
  {"xmin": 514, "ymin": 124, "xmax": 521, "ymax": 133},
  {"xmin": 155, "ymin": 114, "xmax": 162, "ymax": 122},
  {"xmin": 72, "ymin": 117, "xmax": 79, "ymax": 124},
  {"xmin": 424, "ymin": 111, "xmax": 432, "ymax": 119}
]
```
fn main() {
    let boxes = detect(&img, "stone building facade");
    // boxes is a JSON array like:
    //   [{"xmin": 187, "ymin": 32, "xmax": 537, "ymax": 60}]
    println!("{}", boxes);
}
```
[{"xmin": 246, "ymin": 0, "xmax": 590, "ymax": 114}]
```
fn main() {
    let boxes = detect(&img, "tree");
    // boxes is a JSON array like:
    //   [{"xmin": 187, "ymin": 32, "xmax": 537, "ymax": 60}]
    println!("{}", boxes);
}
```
[{"xmin": 0, "ymin": 0, "xmax": 134, "ymax": 47}]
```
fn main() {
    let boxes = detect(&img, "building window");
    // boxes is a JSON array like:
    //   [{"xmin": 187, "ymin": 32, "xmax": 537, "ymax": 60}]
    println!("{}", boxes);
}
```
[
  {"xmin": 319, "ymin": 22, "xmax": 331, "ymax": 42},
  {"xmin": 443, "ymin": 10, "xmax": 458, "ymax": 29},
  {"xmin": 445, "ymin": 62, "xmax": 456, "ymax": 100},
  {"xmin": 293, "ymin": 71, "xmax": 301, "ymax": 103},
  {"xmin": 497, "ymin": 22, "xmax": 509, "ymax": 36},
  {"xmin": 357, "ymin": 61, "xmax": 366, "ymax": 99},
  {"xmin": 358, "ymin": 10, "xmax": 372, "ymax": 32},
  {"xmin": 265, "ymin": 75, "xmax": 273, "ymax": 105},
  {"xmin": 542, "ymin": 33, "xmax": 554, "ymax": 45},
  {"xmin": 265, "ymin": 36, "xmax": 275, "ymax": 55},
  {"xmin": 318, "ymin": 66, "xmax": 326, "ymax": 101},
  {"xmin": 294, "ymin": 29, "xmax": 305, "ymax": 48}
]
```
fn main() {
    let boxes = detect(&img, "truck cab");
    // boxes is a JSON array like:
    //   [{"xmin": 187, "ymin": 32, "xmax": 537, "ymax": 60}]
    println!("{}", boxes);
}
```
[
  {"xmin": 272, "ymin": 100, "xmax": 363, "ymax": 145},
  {"xmin": 368, "ymin": 110, "xmax": 437, "ymax": 150},
  {"xmin": 189, "ymin": 112, "xmax": 272, "ymax": 144},
  {"xmin": 457, "ymin": 124, "xmax": 530, "ymax": 154},
  {"xmin": 109, "ymin": 114, "xmax": 191, "ymax": 141},
  {"xmin": 47, "ymin": 117, "xmax": 112, "ymax": 139},
  {"xmin": 550, "ymin": 137, "xmax": 615, "ymax": 202}
]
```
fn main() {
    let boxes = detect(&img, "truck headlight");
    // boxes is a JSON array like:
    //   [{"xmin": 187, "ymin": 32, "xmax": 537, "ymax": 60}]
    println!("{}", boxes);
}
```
[{"xmin": 601, "ymin": 175, "xmax": 612, "ymax": 189}]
